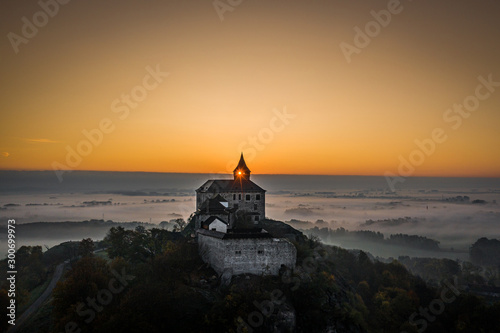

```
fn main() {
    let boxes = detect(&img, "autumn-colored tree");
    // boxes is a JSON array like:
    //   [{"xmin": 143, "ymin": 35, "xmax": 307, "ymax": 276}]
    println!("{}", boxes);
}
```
[{"xmin": 52, "ymin": 256, "xmax": 111, "ymax": 332}]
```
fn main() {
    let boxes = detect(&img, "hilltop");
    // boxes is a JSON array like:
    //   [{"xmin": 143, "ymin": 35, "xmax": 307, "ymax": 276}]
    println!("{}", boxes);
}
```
[{"xmin": 2, "ymin": 220, "xmax": 499, "ymax": 332}]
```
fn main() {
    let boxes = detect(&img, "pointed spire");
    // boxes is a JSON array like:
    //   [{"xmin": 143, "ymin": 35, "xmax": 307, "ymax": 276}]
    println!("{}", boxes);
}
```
[{"xmin": 233, "ymin": 153, "xmax": 251, "ymax": 180}]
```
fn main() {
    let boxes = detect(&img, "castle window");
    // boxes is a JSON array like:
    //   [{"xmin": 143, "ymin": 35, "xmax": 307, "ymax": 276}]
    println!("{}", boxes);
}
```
[
  {"xmin": 235, "ymin": 250, "xmax": 241, "ymax": 255},
  {"xmin": 238, "ymin": 194, "xmax": 241, "ymax": 200},
  {"xmin": 233, "ymin": 194, "xmax": 236, "ymax": 200},
  {"xmin": 245, "ymin": 194, "xmax": 251, "ymax": 201},
  {"xmin": 254, "ymin": 215, "xmax": 259, "ymax": 221},
  {"xmin": 254, "ymin": 204, "xmax": 258, "ymax": 211},
  {"xmin": 256, "ymin": 194, "xmax": 261, "ymax": 201},
  {"xmin": 257, "ymin": 250, "xmax": 263, "ymax": 254}
]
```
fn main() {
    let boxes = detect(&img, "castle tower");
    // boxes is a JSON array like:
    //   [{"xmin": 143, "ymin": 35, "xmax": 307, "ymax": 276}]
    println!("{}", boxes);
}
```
[
  {"xmin": 195, "ymin": 153, "xmax": 265, "ymax": 228},
  {"xmin": 233, "ymin": 153, "xmax": 251, "ymax": 180}
]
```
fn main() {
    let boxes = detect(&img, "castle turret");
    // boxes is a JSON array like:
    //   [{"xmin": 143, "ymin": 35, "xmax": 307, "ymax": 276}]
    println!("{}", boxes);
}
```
[
  {"xmin": 196, "ymin": 153, "xmax": 265, "ymax": 228},
  {"xmin": 233, "ymin": 153, "xmax": 251, "ymax": 180}
]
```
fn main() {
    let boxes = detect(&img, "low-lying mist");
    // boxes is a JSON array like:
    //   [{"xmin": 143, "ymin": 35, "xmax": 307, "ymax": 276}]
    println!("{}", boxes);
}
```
[{"xmin": 1, "ymin": 171, "xmax": 499, "ymax": 260}]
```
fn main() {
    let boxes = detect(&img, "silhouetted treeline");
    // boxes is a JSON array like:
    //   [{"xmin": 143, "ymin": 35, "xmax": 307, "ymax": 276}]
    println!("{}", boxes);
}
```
[
  {"xmin": 397, "ymin": 256, "xmax": 500, "ymax": 289},
  {"xmin": 470, "ymin": 238, "xmax": 500, "ymax": 266},
  {"xmin": 306, "ymin": 227, "xmax": 440, "ymax": 251},
  {"xmin": 30, "ymin": 226, "xmax": 499, "ymax": 332},
  {"xmin": 388, "ymin": 234, "xmax": 440, "ymax": 251},
  {"xmin": 397, "ymin": 257, "xmax": 461, "ymax": 285}
]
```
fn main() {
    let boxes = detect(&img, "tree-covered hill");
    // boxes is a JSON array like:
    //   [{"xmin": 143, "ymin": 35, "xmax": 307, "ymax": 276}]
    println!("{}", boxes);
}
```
[{"xmin": 2, "ymin": 222, "xmax": 500, "ymax": 332}]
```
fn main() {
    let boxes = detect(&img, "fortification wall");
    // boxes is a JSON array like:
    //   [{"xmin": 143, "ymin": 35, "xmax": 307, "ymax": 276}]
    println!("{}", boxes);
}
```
[
  {"xmin": 197, "ymin": 232, "xmax": 296, "ymax": 276},
  {"xmin": 198, "ymin": 232, "xmax": 226, "ymax": 274}
]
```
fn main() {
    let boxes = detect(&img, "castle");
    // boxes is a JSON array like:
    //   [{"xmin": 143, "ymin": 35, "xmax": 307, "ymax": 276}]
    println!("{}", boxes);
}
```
[{"xmin": 194, "ymin": 154, "xmax": 296, "ymax": 276}]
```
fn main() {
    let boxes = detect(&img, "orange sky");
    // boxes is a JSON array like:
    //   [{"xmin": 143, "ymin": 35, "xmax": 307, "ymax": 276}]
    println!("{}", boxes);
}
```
[{"xmin": 1, "ymin": 0, "xmax": 499, "ymax": 177}]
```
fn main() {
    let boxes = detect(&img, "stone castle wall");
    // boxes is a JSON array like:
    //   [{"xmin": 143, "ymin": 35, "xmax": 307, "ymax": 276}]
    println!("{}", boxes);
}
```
[{"xmin": 198, "ymin": 231, "xmax": 296, "ymax": 276}]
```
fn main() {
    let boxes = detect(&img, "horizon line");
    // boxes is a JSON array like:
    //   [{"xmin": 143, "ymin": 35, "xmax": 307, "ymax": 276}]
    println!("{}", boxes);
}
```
[{"xmin": 0, "ymin": 169, "xmax": 499, "ymax": 179}]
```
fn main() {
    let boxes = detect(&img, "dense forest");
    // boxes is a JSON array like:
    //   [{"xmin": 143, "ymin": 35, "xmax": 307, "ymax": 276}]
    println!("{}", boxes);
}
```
[
  {"xmin": 1, "ymin": 223, "xmax": 500, "ymax": 332},
  {"xmin": 305, "ymin": 227, "xmax": 441, "ymax": 251},
  {"xmin": 470, "ymin": 238, "xmax": 500, "ymax": 266}
]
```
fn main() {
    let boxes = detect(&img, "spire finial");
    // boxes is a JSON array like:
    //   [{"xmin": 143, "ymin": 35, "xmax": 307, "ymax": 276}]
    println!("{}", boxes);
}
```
[{"xmin": 233, "ymin": 153, "xmax": 251, "ymax": 180}]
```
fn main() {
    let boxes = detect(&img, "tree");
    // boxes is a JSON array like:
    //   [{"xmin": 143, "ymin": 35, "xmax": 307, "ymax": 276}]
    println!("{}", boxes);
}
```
[
  {"xmin": 52, "ymin": 256, "xmax": 111, "ymax": 332},
  {"xmin": 172, "ymin": 218, "xmax": 186, "ymax": 232},
  {"xmin": 16, "ymin": 246, "xmax": 46, "ymax": 292},
  {"xmin": 105, "ymin": 227, "xmax": 131, "ymax": 259},
  {"xmin": 135, "ymin": 225, "xmax": 146, "ymax": 234},
  {"xmin": 79, "ymin": 238, "xmax": 95, "ymax": 257},
  {"xmin": 470, "ymin": 237, "xmax": 500, "ymax": 266}
]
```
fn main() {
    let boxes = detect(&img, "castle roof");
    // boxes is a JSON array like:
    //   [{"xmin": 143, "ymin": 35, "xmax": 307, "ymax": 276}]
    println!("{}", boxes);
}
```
[
  {"xmin": 196, "ymin": 179, "xmax": 265, "ymax": 193},
  {"xmin": 203, "ymin": 216, "xmax": 228, "ymax": 226},
  {"xmin": 199, "ymin": 195, "xmax": 229, "ymax": 213},
  {"xmin": 213, "ymin": 194, "xmax": 228, "ymax": 204},
  {"xmin": 233, "ymin": 153, "xmax": 251, "ymax": 174}
]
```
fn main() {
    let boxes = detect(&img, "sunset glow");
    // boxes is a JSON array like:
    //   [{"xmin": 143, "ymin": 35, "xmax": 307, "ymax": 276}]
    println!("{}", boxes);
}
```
[{"xmin": 1, "ymin": 1, "xmax": 499, "ymax": 177}]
